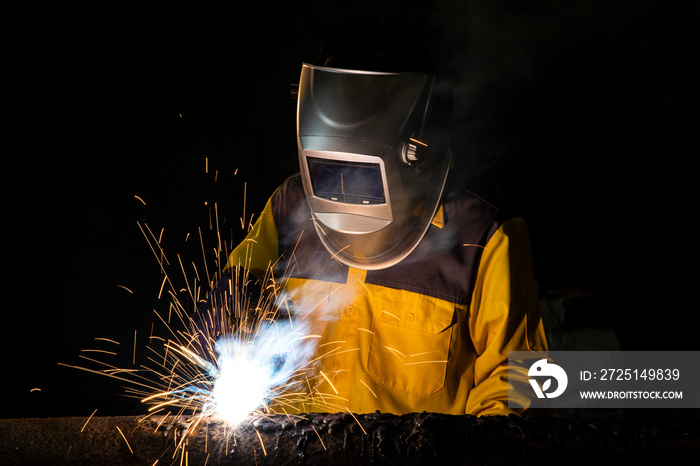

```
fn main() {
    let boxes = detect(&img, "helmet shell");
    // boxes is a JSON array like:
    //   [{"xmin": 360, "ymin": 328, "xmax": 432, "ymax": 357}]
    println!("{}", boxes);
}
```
[{"xmin": 297, "ymin": 64, "xmax": 451, "ymax": 270}]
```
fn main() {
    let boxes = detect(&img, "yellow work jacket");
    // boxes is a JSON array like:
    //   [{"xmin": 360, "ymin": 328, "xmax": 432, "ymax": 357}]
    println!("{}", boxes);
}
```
[{"xmin": 225, "ymin": 174, "xmax": 547, "ymax": 416}]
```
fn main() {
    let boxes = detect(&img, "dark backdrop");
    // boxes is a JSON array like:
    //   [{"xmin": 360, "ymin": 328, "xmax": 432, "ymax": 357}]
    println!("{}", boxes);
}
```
[{"xmin": 6, "ymin": 0, "xmax": 697, "ymax": 419}]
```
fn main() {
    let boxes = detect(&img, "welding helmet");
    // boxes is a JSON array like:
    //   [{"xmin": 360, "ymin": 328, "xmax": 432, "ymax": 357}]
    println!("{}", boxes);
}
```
[{"xmin": 296, "ymin": 62, "xmax": 451, "ymax": 270}]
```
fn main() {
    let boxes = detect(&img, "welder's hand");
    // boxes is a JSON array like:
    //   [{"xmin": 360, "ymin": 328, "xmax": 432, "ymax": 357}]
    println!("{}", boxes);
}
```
[{"xmin": 197, "ymin": 269, "xmax": 233, "ymax": 316}]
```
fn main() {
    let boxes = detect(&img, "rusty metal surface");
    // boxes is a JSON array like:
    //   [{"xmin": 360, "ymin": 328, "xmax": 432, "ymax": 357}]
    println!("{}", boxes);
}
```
[{"xmin": 1, "ymin": 413, "xmax": 699, "ymax": 465}]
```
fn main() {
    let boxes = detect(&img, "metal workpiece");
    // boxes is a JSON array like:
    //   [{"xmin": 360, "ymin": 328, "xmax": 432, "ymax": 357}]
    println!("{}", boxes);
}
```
[{"xmin": 2, "ymin": 412, "xmax": 699, "ymax": 465}]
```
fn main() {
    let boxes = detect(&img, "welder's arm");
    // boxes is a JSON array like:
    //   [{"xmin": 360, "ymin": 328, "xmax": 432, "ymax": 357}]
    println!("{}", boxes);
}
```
[
  {"xmin": 194, "ymin": 194, "xmax": 279, "ymax": 327},
  {"xmin": 465, "ymin": 217, "xmax": 548, "ymax": 416}
]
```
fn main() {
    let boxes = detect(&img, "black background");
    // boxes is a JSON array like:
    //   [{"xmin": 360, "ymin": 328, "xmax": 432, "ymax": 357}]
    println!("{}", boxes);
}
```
[{"xmin": 6, "ymin": 0, "xmax": 698, "ymax": 419}]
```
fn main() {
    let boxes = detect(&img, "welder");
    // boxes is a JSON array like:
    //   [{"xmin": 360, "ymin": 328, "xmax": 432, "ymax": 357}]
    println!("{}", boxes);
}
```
[{"xmin": 211, "ymin": 20, "xmax": 548, "ymax": 416}]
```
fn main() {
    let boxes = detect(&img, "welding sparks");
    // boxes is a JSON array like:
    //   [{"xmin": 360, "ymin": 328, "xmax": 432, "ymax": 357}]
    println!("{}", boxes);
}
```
[
  {"xmin": 116, "ymin": 425, "xmax": 134, "ymax": 454},
  {"xmin": 62, "ymin": 194, "xmax": 332, "ymax": 461},
  {"xmin": 81, "ymin": 409, "xmax": 98, "ymax": 432},
  {"xmin": 115, "ymin": 257, "xmax": 322, "ymax": 429},
  {"xmin": 210, "ymin": 319, "xmax": 317, "ymax": 425},
  {"xmin": 58, "ymin": 160, "xmax": 376, "ymax": 463}
]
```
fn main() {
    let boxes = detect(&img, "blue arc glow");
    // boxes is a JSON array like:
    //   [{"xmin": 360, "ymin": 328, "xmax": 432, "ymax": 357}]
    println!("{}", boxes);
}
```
[{"xmin": 210, "ymin": 320, "xmax": 316, "ymax": 425}]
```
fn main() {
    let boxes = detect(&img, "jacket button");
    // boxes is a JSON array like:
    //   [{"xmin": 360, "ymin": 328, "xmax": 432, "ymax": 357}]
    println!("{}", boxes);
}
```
[
  {"xmin": 406, "ymin": 313, "xmax": 416, "ymax": 323},
  {"xmin": 344, "ymin": 305, "xmax": 355, "ymax": 316}
]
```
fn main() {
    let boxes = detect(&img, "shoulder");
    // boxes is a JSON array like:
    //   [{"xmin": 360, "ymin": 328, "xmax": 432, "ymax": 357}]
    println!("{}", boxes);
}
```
[
  {"xmin": 270, "ymin": 173, "xmax": 307, "ymax": 219},
  {"xmin": 272, "ymin": 173, "xmax": 304, "ymax": 200},
  {"xmin": 441, "ymin": 182, "xmax": 518, "ymax": 244},
  {"xmin": 277, "ymin": 172, "xmax": 303, "ymax": 191}
]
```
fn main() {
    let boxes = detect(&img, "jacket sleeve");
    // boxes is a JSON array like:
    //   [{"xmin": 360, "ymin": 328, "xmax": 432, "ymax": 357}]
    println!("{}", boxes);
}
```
[
  {"xmin": 465, "ymin": 217, "xmax": 548, "ymax": 416},
  {"xmin": 225, "ymin": 192, "xmax": 280, "ymax": 280}
]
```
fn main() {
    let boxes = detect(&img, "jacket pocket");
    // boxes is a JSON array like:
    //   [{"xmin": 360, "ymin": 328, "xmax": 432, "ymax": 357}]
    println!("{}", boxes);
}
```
[{"xmin": 367, "ymin": 291, "xmax": 456, "ymax": 395}]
